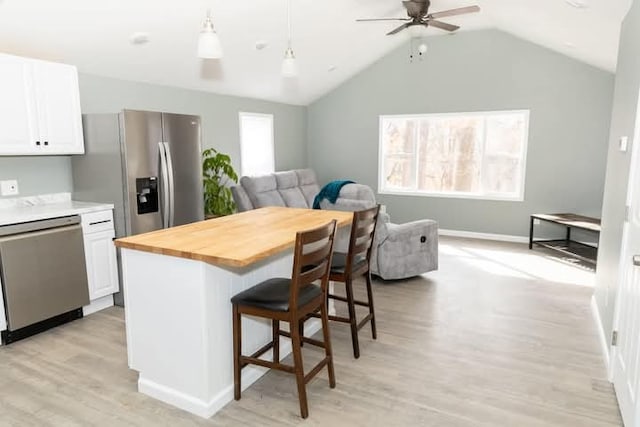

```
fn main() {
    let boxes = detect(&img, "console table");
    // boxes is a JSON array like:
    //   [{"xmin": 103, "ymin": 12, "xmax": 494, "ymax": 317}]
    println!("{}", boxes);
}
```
[{"xmin": 528, "ymin": 213, "xmax": 601, "ymax": 265}]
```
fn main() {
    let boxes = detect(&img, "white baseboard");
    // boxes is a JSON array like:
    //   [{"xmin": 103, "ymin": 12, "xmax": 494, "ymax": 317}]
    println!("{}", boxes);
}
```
[
  {"xmin": 82, "ymin": 294, "xmax": 114, "ymax": 316},
  {"xmin": 439, "ymin": 228, "xmax": 529, "ymax": 243},
  {"xmin": 137, "ymin": 319, "xmax": 322, "ymax": 418},
  {"xmin": 591, "ymin": 295, "xmax": 611, "ymax": 378}
]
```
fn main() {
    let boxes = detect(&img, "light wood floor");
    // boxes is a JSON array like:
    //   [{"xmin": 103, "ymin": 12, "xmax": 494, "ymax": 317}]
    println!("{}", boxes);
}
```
[{"xmin": 0, "ymin": 237, "xmax": 622, "ymax": 426}]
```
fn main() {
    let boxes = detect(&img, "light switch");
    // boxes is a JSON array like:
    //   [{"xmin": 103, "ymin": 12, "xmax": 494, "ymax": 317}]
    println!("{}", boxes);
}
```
[
  {"xmin": 0, "ymin": 180, "xmax": 19, "ymax": 196},
  {"xmin": 620, "ymin": 136, "xmax": 629, "ymax": 152}
]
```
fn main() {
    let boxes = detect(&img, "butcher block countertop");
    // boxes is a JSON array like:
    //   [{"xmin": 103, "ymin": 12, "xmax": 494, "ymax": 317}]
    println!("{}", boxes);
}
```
[{"xmin": 114, "ymin": 206, "xmax": 353, "ymax": 268}]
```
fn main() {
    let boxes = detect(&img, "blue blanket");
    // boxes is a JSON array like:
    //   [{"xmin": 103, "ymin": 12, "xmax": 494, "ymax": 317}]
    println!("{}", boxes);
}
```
[{"xmin": 313, "ymin": 180, "xmax": 354, "ymax": 209}]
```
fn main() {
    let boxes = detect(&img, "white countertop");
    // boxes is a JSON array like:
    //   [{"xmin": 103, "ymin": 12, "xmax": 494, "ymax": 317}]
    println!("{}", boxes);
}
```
[{"xmin": 0, "ymin": 193, "xmax": 114, "ymax": 227}]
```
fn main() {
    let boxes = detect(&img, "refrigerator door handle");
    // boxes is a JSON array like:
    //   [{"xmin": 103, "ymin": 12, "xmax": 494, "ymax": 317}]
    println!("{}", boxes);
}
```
[
  {"xmin": 163, "ymin": 142, "xmax": 176, "ymax": 227},
  {"xmin": 158, "ymin": 142, "xmax": 170, "ymax": 229}
]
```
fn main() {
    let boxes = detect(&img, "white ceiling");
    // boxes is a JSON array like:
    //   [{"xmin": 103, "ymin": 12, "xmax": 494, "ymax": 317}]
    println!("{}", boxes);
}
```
[{"xmin": 0, "ymin": 0, "xmax": 631, "ymax": 106}]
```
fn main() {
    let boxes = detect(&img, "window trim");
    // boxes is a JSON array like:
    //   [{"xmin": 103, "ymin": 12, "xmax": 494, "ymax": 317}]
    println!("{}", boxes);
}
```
[
  {"xmin": 238, "ymin": 111, "xmax": 275, "ymax": 177},
  {"xmin": 377, "ymin": 109, "xmax": 530, "ymax": 202}
]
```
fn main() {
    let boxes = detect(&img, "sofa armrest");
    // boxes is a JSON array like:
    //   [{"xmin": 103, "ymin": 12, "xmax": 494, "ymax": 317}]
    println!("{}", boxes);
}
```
[
  {"xmin": 319, "ymin": 198, "xmax": 373, "ymax": 212},
  {"xmin": 385, "ymin": 219, "xmax": 438, "ymax": 242},
  {"xmin": 231, "ymin": 185, "xmax": 253, "ymax": 212}
]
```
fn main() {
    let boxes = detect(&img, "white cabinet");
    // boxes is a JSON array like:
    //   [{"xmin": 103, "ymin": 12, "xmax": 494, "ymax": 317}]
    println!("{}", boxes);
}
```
[
  {"xmin": 81, "ymin": 210, "xmax": 119, "ymax": 302},
  {"xmin": 0, "ymin": 53, "xmax": 84, "ymax": 155},
  {"xmin": 0, "ymin": 57, "xmax": 39, "ymax": 153}
]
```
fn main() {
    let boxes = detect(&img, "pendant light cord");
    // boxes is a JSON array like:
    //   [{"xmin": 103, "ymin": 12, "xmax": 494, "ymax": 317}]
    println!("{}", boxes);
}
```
[{"xmin": 287, "ymin": 0, "xmax": 292, "ymax": 49}]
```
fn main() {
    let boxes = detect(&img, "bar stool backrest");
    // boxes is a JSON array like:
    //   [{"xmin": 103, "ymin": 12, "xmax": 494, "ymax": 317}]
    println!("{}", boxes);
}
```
[
  {"xmin": 346, "ymin": 205, "xmax": 380, "ymax": 274},
  {"xmin": 290, "ymin": 220, "xmax": 337, "ymax": 309}
]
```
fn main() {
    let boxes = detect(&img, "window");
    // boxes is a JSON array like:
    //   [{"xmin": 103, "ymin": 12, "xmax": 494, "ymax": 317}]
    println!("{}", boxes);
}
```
[
  {"xmin": 379, "ymin": 110, "xmax": 529, "ymax": 201},
  {"xmin": 239, "ymin": 112, "xmax": 275, "ymax": 176}
]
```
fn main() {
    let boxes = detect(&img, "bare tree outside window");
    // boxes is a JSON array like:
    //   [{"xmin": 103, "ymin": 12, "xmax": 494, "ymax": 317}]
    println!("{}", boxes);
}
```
[{"xmin": 379, "ymin": 111, "xmax": 529, "ymax": 200}]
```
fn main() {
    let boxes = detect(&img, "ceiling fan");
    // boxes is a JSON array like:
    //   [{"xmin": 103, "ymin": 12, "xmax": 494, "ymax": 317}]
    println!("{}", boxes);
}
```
[{"xmin": 357, "ymin": 1, "xmax": 480, "ymax": 36}]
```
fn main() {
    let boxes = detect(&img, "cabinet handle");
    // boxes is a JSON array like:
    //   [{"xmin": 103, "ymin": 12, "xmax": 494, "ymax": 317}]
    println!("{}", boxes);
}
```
[
  {"xmin": 36, "ymin": 141, "xmax": 41, "ymax": 146},
  {"xmin": 89, "ymin": 220, "xmax": 112, "ymax": 226},
  {"xmin": 44, "ymin": 141, "xmax": 49, "ymax": 146}
]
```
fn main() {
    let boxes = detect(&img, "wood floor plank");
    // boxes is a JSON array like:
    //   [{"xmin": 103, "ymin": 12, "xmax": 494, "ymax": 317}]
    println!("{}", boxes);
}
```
[{"xmin": 0, "ymin": 237, "xmax": 622, "ymax": 426}]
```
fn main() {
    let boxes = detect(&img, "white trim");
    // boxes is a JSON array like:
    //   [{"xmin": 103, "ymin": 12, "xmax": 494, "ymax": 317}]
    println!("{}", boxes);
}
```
[
  {"xmin": 137, "ymin": 320, "xmax": 321, "ymax": 419},
  {"xmin": 378, "ymin": 109, "xmax": 530, "ymax": 201},
  {"xmin": 591, "ymin": 295, "xmax": 612, "ymax": 379},
  {"xmin": 82, "ymin": 294, "xmax": 114, "ymax": 316},
  {"xmin": 379, "ymin": 189, "xmax": 524, "ymax": 202},
  {"xmin": 439, "ymin": 228, "xmax": 528, "ymax": 243}
]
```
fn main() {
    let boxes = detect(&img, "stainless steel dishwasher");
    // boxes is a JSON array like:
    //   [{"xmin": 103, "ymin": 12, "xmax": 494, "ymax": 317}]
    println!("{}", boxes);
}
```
[{"xmin": 0, "ymin": 215, "xmax": 90, "ymax": 344}]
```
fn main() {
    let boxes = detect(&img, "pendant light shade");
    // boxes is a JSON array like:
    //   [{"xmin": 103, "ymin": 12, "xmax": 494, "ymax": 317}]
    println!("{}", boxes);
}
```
[
  {"xmin": 198, "ymin": 12, "xmax": 222, "ymax": 59},
  {"xmin": 282, "ymin": 0, "xmax": 297, "ymax": 78},
  {"xmin": 282, "ymin": 47, "xmax": 297, "ymax": 78}
]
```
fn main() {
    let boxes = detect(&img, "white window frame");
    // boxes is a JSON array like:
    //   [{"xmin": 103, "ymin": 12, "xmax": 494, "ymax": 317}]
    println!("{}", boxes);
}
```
[
  {"xmin": 239, "ymin": 111, "xmax": 275, "ymax": 177},
  {"xmin": 378, "ymin": 110, "xmax": 530, "ymax": 202}
]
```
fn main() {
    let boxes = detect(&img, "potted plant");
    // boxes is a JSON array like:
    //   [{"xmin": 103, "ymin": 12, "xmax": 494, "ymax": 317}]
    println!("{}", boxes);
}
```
[{"xmin": 202, "ymin": 148, "xmax": 239, "ymax": 218}]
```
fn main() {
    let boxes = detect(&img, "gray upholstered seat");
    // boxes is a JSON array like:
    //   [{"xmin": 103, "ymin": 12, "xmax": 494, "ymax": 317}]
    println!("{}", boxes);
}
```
[
  {"xmin": 319, "ymin": 185, "xmax": 438, "ymax": 280},
  {"xmin": 231, "ymin": 169, "xmax": 438, "ymax": 280}
]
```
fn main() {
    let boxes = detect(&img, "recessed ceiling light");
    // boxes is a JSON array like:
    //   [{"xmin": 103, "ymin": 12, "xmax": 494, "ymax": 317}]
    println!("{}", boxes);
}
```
[
  {"xmin": 255, "ymin": 40, "xmax": 268, "ymax": 50},
  {"xmin": 564, "ymin": 0, "xmax": 589, "ymax": 8},
  {"xmin": 564, "ymin": 41, "xmax": 576, "ymax": 48},
  {"xmin": 328, "ymin": 65, "xmax": 337, "ymax": 72},
  {"xmin": 129, "ymin": 32, "xmax": 150, "ymax": 45}
]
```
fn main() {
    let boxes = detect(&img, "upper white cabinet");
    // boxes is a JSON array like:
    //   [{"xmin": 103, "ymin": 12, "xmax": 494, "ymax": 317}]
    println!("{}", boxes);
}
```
[{"xmin": 0, "ymin": 53, "xmax": 84, "ymax": 155}]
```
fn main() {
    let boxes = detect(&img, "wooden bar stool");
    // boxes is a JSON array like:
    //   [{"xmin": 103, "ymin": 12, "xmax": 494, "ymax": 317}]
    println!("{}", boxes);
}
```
[
  {"xmin": 231, "ymin": 220, "xmax": 337, "ymax": 419},
  {"xmin": 310, "ymin": 205, "xmax": 380, "ymax": 359}
]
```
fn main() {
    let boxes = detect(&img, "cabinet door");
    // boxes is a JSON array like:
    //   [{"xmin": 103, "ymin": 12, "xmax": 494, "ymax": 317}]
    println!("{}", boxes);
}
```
[
  {"xmin": 33, "ymin": 61, "xmax": 84, "ymax": 154},
  {"xmin": 0, "ymin": 55, "xmax": 39, "ymax": 154},
  {"xmin": 83, "ymin": 229, "xmax": 119, "ymax": 300}
]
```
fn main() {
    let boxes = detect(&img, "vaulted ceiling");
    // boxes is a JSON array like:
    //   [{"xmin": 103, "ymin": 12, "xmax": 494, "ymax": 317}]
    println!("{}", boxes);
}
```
[{"xmin": 0, "ymin": 0, "xmax": 631, "ymax": 105}]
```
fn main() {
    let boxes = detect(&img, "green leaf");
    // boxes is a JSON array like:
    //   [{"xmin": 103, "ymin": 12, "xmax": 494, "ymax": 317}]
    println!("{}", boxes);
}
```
[{"xmin": 202, "ymin": 148, "xmax": 239, "ymax": 216}]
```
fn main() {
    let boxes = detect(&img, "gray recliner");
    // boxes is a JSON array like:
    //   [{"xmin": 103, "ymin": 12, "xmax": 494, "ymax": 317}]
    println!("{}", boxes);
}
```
[
  {"xmin": 319, "ymin": 184, "xmax": 438, "ymax": 280},
  {"xmin": 231, "ymin": 169, "xmax": 438, "ymax": 280}
]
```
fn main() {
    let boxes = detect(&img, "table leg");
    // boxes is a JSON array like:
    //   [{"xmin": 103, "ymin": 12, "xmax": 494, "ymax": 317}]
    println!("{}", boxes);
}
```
[{"xmin": 529, "ymin": 216, "xmax": 534, "ymax": 250}]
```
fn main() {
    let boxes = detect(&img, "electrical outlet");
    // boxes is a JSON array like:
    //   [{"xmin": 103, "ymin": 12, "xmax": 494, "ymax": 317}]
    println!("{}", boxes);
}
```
[{"xmin": 0, "ymin": 179, "xmax": 19, "ymax": 196}]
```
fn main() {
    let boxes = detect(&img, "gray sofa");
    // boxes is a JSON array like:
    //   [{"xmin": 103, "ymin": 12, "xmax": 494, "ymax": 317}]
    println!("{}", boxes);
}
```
[{"xmin": 231, "ymin": 169, "xmax": 438, "ymax": 280}]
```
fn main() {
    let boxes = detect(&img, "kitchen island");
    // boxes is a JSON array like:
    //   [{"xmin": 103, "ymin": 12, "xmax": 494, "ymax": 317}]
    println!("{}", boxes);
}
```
[{"xmin": 114, "ymin": 207, "xmax": 353, "ymax": 418}]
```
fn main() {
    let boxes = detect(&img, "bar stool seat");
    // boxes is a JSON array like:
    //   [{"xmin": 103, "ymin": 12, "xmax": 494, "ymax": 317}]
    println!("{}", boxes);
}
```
[
  {"xmin": 231, "ymin": 278, "xmax": 322, "ymax": 312},
  {"xmin": 330, "ymin": 253, "xmax": 366, "ymax": 275}
]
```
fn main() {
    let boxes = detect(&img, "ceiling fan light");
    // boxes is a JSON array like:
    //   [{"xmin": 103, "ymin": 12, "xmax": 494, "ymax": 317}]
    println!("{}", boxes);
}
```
[
  {"xmin": 282, "ymin": 47, "xmax": 297, "ymax": 78},
  {"xmin": 197, "ymin": 16, "xmax": 223, "ymax": 59},
  {"xmin": 407, "ymin": 24, "xmax": 428, "ymax": 38}
]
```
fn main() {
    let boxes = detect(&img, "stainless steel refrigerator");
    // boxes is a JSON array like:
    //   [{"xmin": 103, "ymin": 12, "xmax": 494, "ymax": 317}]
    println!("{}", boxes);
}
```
[{"xmin": 72, "ymin": 110, "xmax": 204, "ymax": 306}]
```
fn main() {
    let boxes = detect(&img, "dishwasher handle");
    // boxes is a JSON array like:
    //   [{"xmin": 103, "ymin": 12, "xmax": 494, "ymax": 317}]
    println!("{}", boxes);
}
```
[{"xmin": 0, "ymin": 215, "xmax": 81, "ymax": 237}]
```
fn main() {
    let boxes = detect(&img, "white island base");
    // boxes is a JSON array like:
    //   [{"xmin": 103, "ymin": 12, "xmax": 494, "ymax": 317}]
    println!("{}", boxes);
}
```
[{"xmin": 121, "ymin": 248, "xmax": 325, "ymax": 418}]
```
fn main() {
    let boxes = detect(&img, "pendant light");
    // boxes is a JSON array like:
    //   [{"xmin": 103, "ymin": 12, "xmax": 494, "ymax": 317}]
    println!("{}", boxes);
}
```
[
  {"xmin": 281, "ymin": 0, "xmax": 297, "ymax": 77},
  {"xmin": 198, "ymin": 10, "xmax": 223, "ymax": 59}
]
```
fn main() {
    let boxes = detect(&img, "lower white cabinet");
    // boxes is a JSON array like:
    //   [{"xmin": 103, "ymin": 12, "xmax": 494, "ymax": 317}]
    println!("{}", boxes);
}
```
[{"xmin": 81, "ymin": 210, "xmax": 119, "ymax": 302}]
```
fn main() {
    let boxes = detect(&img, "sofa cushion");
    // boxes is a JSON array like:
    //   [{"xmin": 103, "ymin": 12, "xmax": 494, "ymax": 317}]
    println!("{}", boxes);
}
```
[
  {"xmin": 296, "ymin": 169, "xmax": 320, "ymax": 207},
  {"xmin": 241, "ymin": 175, "xmax": 286, "ymax": 208},
  {"xmin": 276, "ymin": 171, "xmax": 308, "ymax": 208}
]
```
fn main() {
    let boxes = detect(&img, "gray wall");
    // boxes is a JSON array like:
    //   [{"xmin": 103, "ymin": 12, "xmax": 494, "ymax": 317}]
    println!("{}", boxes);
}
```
[
  {"xmin": 0, "ymin": 73, "xmax": 307, "ymax": 198},
  {"xmin": 594, "ymin": 0, "xmax": 640, "ymax": 354},
  {"xmin": 0, "ymin": 156, "xmax": 72, "ymax": 196},
  {"xmin": 307, "ymin": 29, "xmax": 614, "ymax": 237}
]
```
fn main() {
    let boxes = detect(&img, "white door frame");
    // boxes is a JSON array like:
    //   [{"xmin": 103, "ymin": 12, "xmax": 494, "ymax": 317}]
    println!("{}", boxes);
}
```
[{"xmin": 609, "ymin": 88, "xmax": 640, "ymax": 425}]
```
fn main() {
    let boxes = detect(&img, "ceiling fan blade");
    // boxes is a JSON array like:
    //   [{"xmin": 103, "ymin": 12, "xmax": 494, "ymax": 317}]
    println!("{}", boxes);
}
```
[
  {"xmin": 403, "ymin": 0, "xmax": 429, "ymax": 19},
  {"xmin": 428, "ymin": 5, "xmax": 480, "ymax": 20},
  {"xmin": 386, "ymin": 23, "xmax": 411, "ymax": 35},
  {"xmin": 427, "ymin": 20, "xmax": 460, "ymax": 32},
  {"xmin": 356, "ymin": 18, "xmax": 411, "ymax": 22}
]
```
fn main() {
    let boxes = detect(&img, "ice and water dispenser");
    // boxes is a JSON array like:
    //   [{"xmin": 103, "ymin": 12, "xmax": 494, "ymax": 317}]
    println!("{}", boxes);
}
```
[{"xmin": 136, "ymin": 177, "xmax": 159, "ymax": 214}]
